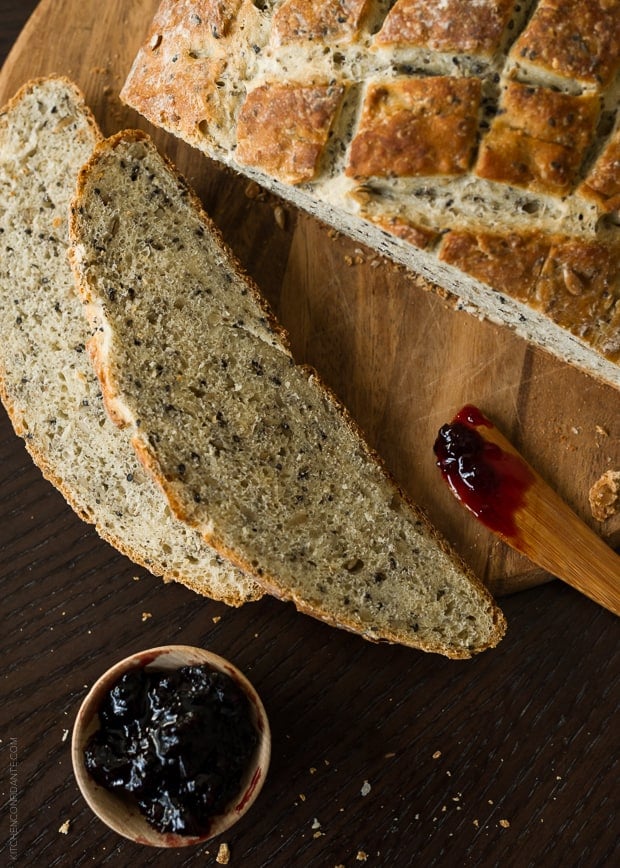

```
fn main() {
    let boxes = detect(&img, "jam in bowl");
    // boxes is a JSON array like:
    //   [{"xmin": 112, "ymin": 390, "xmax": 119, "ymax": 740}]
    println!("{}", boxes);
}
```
[{"xmin": 71, "ymin": 645, "xmax": 270, "ymax": 847}]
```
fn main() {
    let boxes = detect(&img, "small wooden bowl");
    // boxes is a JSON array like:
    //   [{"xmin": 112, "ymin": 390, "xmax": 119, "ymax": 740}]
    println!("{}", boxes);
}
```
[{"xmin": 72, "ymin": 645, "xmax": 271, "ymax": 847}]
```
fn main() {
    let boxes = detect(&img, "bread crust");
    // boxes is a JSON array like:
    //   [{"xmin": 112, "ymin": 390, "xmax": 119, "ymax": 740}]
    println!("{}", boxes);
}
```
[
  {"xmin": 475, "ymin": 82, "xmax": 600, "ymax": 196},
  {"xmin": 347, "ymin": 76, "xmax": 481, "ymax": 179},
  {"xmin": 236, "ymin": 82, "xmax": 346, "ymax": 184},
  {"xmin": 375, "ymin": 0, "xmax": 515, "ymax": 56},
  {"xmin": 510, "ymin": 0, "xmax": 620, "ymax": 88},
  {"xmin": 580, "ymin": 124, "xmax": 620, "ymax": 213},
  {"xmin": 272, "ymin": 0, "xmax": 371, "ymax": 45},
  {"xmin": 120, "ymin": 0, "xmax": 620, "ymax": 389},
  {"xmin": 439, "ymin": 230, "xmax": 550, "ymax": 303}
]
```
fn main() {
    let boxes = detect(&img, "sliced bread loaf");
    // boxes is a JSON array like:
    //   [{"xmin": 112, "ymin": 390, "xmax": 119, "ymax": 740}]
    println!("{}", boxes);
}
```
[
  {"xmin": 121, "ymin": 0, "xmax": 620, "ymax": 388},
  {"xmin": 69, "ymin": 129, "xmax": 506, "ymax": 657},
  {"xmin": 0, "ymin": 77, "xmax": 261, "ymax": 605}
]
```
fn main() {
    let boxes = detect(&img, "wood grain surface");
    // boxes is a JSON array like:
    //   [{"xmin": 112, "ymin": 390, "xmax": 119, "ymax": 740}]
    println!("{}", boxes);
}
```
[{"xmin": 1, "ymin": 3, "xmax": 619, "ymax": 868}]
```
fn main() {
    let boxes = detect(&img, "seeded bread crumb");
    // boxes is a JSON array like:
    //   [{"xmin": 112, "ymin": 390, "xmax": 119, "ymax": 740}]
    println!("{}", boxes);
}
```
[
  {"xmin": 0, "ymin": 77, "xmax": 261, "ymax": 606},
  {"xmin": 69, "ymin": 130, "xmax": 506, "ymax": 658}
]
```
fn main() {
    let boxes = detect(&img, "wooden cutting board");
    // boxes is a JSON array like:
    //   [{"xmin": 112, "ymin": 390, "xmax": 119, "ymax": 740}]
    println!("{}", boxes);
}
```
[{"xmin": 1, "ymin": 0, "xmax": 618, "ymax": 596}]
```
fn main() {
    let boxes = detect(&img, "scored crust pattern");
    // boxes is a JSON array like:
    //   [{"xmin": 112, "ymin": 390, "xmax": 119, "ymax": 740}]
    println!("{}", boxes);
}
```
[{"xmin": 121, "ymin": 0, "xmax": 620, "ymax": 381}]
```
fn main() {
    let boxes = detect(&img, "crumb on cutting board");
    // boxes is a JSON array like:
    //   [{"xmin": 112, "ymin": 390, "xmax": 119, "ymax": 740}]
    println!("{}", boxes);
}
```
[{"xmin": 589, "ymin": 470, "xmax": 620, "ymax": 521}]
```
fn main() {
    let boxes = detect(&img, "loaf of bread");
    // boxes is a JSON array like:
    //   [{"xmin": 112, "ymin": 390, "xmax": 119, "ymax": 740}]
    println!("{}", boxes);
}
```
[
  {"xmin": 69, "ymin": 129, "xmax": 506, "ymax": 657},
  {"xmin": 0, "ymin": 76, "xmax": 261, "ymax": 606},
  {"xmin": 121, "ymin": 0, "xmax": 620, "ymax": 388}
]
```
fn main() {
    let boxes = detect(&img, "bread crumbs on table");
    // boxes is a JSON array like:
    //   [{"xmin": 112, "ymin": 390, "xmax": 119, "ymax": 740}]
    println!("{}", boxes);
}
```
[
  {"xmin": 273, "ymin": 205, "xmax": 287, "ymax": 230},
  {"xmin": 141, "ymin": 612, "xmax": 152, "ymax": 622},
  {"xmin": 216, "ymin": 842, "xmax": 230, "ymax": 864},
  {"xmin": 58, "ymin": 820, "xmax": 70, "ymax": 835},
  {"xmin": 244, "ymin": 181, "xmax": 261, "ymax": 199},
  {"xmin": 499, "ymin": 819, "xmax": 511, "ymax": 828},
  {"xmin": 356, "ymin": 851, "xmax": 368, "ymax": 862},
  {"xmin": 432, "ymin": 750, "xmax": 442, "ymax": 759},
  {"xmin": 212, "ymin": 615, "xmax": 221, "ymax": 624}
]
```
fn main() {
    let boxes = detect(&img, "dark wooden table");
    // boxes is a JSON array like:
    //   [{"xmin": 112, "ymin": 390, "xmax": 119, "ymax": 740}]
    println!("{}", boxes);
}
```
[{"xmin": 1, "ymin": 4, "xmax": 619, "ymax": 867}]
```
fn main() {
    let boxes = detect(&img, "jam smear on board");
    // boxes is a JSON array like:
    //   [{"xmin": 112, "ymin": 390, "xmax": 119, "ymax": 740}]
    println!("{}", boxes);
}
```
[
  {"xmin": 84, "ymin": 664, "xmax": 258, "ymax": 836},
  {"xmin": 433, "ymin": 405, "xmax": 534, "ymax": 541}
]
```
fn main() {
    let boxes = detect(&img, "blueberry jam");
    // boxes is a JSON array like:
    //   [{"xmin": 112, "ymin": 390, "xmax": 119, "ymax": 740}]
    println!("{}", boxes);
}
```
[
  {"xmin": 433, "ymin": 405, "xmax": 534, "ymax": 541},
  {"xmin": 84, "ymin": 664, "xmax": 258, "ymax": 836}
]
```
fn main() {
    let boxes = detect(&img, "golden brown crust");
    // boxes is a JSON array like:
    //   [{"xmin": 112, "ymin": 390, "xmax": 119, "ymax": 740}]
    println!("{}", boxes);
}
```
[
  {"xmin": 355, "ymin": 207, "xmax": 439, "ymax": 250},
  {"xmin": 475, "ymin": 83, "xmax": 599, "ymax": 196},
  {"xmin": 502, "ymin": 83, "xmax": 600, "ymax": 153},
  {"xmin": 580, "ymin": 125, "xmax": 620, "ymax": 212},
  {"xmin": 534, "ymin": 238, "xmax": 620, "ymax": 342},
  {"xmin": 510, "ymin": 0, "xmax": 620, "ymax": 89},
  {"xmin": 347, "ymin": 76, "xmax": 481, "ymax": 179},
  {"xmin": 375, "ymin": 0, "xmax": 515, "ymax": 56},
  {"xmin": 272, "ymin": 0, "xmax": 371, "ymax": 45},
  {"xmin": 595, "ymin": 303, "xmax": 620, "ymax": 363},
  {"xmin": 440, "ymin": 229, "xmax": 620, "ymax": 357},
  {"xmin": 439, "ymin": 230, "xmax": 551, "ymax": 302},
  {"xmin": 119, "ymin": 0, "xmax": 257, "ymax": 154},
  {"xmin": 235, "ymin": 82, "xmax": 345, "ymax": 184}
]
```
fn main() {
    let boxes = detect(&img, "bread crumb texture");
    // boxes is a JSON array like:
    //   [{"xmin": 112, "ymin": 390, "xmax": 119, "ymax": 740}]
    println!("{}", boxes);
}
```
[
  {"xmin": 589, "ymin": 469, "xmax": 620, "ymax": 521},
  {"xmin": 70, "ymin": 131, "xmax": 506, "ymax": 657},
  {"xmin": 216, "ymin": 842, "xmax": 231, "ymax": 865},
  {"xmin": 0, "ymin": 77, "xmax": 261, "ymax": 607},
  {"xmin": 121, "ymin": 0, "xmax": 620, "ymax": 388}
]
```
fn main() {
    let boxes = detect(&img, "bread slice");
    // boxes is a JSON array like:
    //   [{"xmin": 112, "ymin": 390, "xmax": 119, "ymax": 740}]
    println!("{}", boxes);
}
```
[
  {"xmin": 0, "ymin": 76, "xmax": 261, "ymax": 606},
  {"xmin": 121, "ymin": 0, "xmax": 620, "ymax": 388},
  {"xmin": 69, "ymin": 129, "xmax": 506, "ymax": 657}
]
